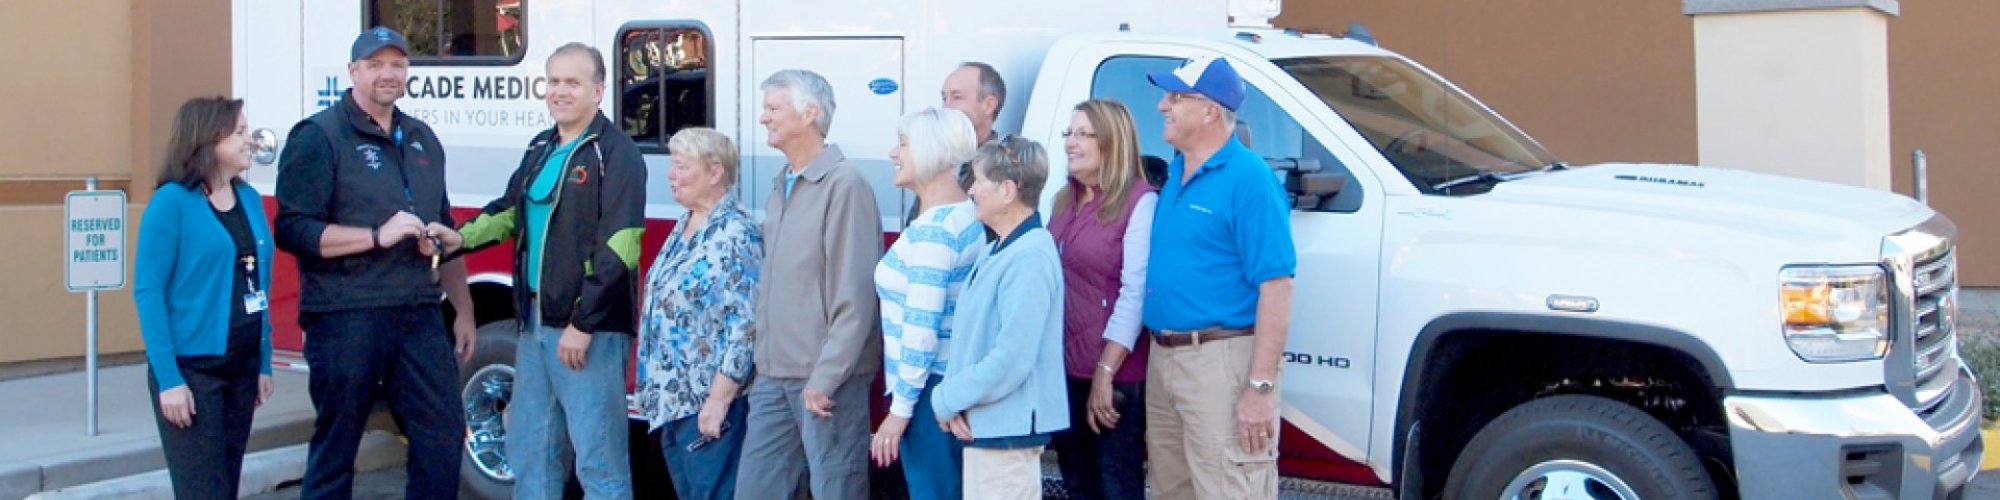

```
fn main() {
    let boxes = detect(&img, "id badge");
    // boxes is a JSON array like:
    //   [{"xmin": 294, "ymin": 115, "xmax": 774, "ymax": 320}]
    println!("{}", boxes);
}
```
[{"xmin": 245, "ymin": 290, "xmax": 268, "ymax": 314}]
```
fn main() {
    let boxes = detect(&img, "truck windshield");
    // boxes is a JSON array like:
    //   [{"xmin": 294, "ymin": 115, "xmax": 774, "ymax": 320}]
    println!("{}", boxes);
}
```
[{"xmin": 1276, "ymin": 56, "xmax": 1559, "ymax": 195}]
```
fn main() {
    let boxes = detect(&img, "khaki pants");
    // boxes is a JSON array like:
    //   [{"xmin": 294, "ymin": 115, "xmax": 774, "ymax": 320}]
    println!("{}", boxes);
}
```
[
  {"xmin": 963, "ymin": 445, "xmax": 1044, "ymax": 500},
  {"xmin": 1146, "ymin": 336, "xmax": 1279, "ymax": 499}
]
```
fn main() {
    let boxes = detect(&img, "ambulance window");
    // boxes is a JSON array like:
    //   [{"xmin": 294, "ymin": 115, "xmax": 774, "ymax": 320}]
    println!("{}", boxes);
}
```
[
  {"xmin": 364, "ymin": 0, "xmax": 526, "ymax": 65},
  {"xmin": 1089, "ymin": 56, "xmax": 1363, "ymax": 213},
  {"xmin": 616, "ymin": 25, "xmax": 714, "ymax": 153}
]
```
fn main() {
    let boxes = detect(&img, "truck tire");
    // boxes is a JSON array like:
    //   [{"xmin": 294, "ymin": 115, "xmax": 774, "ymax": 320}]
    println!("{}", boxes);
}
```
[
  {"xmin": 459, "ymin": 319, "xmax": 520, "ymax": 500},
  {"xmin": 1442, "ymin": 394, "xmax": 1715, "ymax": 500}
]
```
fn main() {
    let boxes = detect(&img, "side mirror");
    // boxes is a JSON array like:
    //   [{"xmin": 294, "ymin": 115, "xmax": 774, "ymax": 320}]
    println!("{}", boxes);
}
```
[
  {"xmin": 1270, "ymin": 157, "xmax": 1347, "ymax": 210},
  {"xmin": 251, "ymin": 128, "xmax": 279, "ymax": 166}
]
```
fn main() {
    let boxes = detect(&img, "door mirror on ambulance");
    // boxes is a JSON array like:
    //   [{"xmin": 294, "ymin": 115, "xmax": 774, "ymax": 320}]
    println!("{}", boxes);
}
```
[{"xmin": 251, "ymin": 128, "xmax": 279, "ymax": 166}]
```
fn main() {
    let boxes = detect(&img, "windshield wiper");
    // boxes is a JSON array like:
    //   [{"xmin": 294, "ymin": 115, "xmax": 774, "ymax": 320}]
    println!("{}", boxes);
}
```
[
  {"xmin": 1431, "ymin": 161, "xmax": 1568, "ymax": 194},
  {"xmin": 1430, "ymin": 170, "xmax": 1509, "ymax": 193}
]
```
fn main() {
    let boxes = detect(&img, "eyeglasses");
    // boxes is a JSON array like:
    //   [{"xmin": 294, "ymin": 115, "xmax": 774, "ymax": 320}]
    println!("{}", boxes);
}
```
[
  {"xmin": 1059, "ymin": 129, "xmax": 1097, "ymax": 139},
  {"xmin": 1166, "ymin": 92, "xmax": 1210, "ymax": 105}
]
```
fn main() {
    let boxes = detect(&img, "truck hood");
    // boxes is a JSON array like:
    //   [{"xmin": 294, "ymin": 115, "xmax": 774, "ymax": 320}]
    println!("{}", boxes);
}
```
[{"xmin": 1478, "ymin": 163, "xmax": 1935, "ymax": 243}]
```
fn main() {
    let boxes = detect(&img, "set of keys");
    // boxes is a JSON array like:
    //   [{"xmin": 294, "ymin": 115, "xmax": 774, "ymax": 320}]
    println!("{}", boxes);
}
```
[{"xmin": 429, "ymin": 233, "xmax": 444, "ymax": 283}]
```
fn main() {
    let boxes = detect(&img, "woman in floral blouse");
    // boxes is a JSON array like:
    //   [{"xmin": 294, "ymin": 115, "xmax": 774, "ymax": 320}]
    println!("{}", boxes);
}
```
[{"xmin": 636, "ymin": 127, "xmax": 762, "ymax": 500}]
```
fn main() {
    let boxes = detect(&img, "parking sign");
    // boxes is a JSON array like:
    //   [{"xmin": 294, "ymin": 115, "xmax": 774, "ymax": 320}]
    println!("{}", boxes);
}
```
[{"xmin": 65, "ymin": 190, "xmax": 126, "ymax": 291}]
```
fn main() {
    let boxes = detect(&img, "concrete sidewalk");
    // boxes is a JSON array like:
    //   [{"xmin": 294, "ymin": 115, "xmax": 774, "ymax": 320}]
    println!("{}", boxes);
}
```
[{"xmin": 0, "ymin": 363, "xmax": 317, "ymax": 499}]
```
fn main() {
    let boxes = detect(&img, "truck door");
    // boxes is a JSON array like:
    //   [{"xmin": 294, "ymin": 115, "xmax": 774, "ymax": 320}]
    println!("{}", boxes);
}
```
[
  {"xmin": 743, "ymin": 37, "xmax": 907, "ymax": 228},
  {"xmin": 1048, "ymin": 48, "xmax": 1391, "ymax": 468}
]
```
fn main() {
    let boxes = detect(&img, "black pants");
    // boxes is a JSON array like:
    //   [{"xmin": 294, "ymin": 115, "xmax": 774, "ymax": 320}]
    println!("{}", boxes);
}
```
[
  {"xmin": 149, "ymin": 325, "xmax": 261, "ymax": 500},
  {"xmin": 299, "ymin": 305, "xmax": 463, "ymax": 500},
  {"xmin": 1051, "ymin": 377, "xmax": 1149, "ymax": 500}
]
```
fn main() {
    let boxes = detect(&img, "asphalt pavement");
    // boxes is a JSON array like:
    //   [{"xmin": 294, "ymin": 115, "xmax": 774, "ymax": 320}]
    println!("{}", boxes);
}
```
[
  {"xmin": 243, "ymin": 467, "xmax": 416, "ymax": 500},
  {"xmin": 250, "ymin": 465, "xmax": 2000, "ymax": 499}
]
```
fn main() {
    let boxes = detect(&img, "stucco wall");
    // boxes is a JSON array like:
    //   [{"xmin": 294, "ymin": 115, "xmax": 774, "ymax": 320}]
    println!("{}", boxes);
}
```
[
  {"xmin": 1888, "ymin": 1, "xmax": 2000, "ymax": 284},
  {"xmin": 1276, "ymin": 1, "xmax": 1700, "ymax": 166},
  {"xmin": 0, "ymin": 0, "xmax": 229, "ymax": 363}
]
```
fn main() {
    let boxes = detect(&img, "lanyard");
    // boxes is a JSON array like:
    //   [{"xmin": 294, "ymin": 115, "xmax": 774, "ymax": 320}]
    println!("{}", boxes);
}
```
[{"xmin": 390, "ymin": 126, "xmax": 418, "ymax": 214}]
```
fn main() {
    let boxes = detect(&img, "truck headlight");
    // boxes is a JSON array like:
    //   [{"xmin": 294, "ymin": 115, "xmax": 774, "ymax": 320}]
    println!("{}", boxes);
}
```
[{"xmin": 1779, "ymin": 265, "xmax": 1889, "ymax": 362}]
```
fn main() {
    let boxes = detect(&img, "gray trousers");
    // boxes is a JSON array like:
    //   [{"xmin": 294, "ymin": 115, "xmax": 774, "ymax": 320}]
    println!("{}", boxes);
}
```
[{"xmin": 733, "ymin": 375, "xmax": 873, "ymax": 500}]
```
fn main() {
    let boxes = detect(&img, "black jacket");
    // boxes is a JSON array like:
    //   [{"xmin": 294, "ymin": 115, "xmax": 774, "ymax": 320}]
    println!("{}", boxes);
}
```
[
  {"xmin": 274, "ymin": 92, "xmax": 453, "ymax": 313},
  {"xmin": 457, "ymin": 112, "xmax": 647, "ymax": 335}
]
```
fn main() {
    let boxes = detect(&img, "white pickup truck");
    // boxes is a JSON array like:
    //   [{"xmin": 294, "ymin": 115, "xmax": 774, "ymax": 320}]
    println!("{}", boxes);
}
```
[
  {"xmin": 1017, "ymin": 22, "xmax": 1985, "ymax": 500},
  {"xmin": 236, "ymin": 0, "xmax": 1983, "ymax": 497}
]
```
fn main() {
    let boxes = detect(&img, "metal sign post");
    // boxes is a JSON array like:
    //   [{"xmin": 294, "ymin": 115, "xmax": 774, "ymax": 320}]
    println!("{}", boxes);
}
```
[
  {"xmin": 66, "ymin": 176, "xmax": 126, "ymax": 436},
  {"xmin": 1912, "ymin": 149, "xmax": 1929, "ymax": 204}
]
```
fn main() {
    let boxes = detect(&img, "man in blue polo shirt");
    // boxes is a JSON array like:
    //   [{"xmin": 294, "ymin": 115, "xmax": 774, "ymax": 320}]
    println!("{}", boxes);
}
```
[{"xmin": 1141, "ymin": 56, "xmax": 1297, "ymax": 499}]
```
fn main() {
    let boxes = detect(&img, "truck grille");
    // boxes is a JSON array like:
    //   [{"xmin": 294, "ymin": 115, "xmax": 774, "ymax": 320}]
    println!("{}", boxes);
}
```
[{"xmin": 1908, "ymin": 245, "xmax": 1958, "ymax": 416}]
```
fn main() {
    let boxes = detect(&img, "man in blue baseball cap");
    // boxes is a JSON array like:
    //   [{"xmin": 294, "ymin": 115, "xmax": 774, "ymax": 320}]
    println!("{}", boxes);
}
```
[
  {"xmin": 275, "ymin": 25, "xmax": 475, "ymax": 499},
  {"xmin": 1140, "ymin": 56, "xmax": 1296, "ymax": 500}
]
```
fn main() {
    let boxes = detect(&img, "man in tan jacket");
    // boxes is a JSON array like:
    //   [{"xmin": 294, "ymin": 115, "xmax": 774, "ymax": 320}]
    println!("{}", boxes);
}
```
[{"xmin": 734, "ymin": 68, "xmax": 884, "ymax": 500}]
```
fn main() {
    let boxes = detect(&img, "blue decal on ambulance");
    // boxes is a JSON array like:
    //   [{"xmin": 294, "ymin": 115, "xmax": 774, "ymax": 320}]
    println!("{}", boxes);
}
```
[{"xmin": 867, "ymin": 78, "xmax": 899, "ymax": 95}]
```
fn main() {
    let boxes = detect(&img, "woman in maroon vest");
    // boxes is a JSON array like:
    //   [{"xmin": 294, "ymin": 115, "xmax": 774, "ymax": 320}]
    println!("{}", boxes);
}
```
[{"xmin": 1047, "ymin": 99, "xmax": 1158, "ymax": 500}]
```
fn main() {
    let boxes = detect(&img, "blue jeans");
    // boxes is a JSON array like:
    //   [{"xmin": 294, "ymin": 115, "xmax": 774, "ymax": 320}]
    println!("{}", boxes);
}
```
[
  {"xmin": 1052, "ymin": 377, "xmax": 1148, "ymax": 500},
  {"xmin": 657, "ymin": 396, "xmax": 749, "ymax": 500},
  {"xmin": 901, "ymin": 374, "xmax": 964, "ymax": 500},
  {"xmin": 511, "ymin": 319, "xmax": 634, "ymax": 500}
]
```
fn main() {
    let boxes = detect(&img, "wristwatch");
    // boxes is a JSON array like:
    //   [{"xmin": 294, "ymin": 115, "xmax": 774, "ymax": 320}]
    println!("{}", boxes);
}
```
[{"xmin": 1248, "ymin": 379, "xmax": 1276, "ymax": 394}]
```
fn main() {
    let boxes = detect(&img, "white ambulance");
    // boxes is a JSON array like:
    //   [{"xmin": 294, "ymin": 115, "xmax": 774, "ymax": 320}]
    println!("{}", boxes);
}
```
[{"xmin": 235, "ymin": 0, "xmax": 1983, "ymax": 498}]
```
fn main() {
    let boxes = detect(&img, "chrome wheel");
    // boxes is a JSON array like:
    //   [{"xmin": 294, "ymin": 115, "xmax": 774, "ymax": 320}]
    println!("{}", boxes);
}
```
[
  {"xmin": 1501, "ymin": 460, "xmax": 1640, "ymax": 500},
  {"xmin": 462, "ymin": 363, "xmax": 515, "ymax": 483}
]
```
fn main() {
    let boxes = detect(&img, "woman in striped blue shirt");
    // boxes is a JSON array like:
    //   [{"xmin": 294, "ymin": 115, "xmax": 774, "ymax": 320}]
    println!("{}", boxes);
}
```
[{"xmin": 870, "ymin": 107, "xmax": 985, "ymax": 499}]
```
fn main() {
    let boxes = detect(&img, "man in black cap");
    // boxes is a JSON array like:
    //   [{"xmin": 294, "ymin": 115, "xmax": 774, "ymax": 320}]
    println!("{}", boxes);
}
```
[{"xmin": 274, "ymin": 26, "xmax": 475, "ymax": 499}]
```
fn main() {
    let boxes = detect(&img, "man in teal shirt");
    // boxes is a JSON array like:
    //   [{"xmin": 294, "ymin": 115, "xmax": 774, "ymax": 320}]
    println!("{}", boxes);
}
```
[
  {"xmin": 523, "ymin": 138, "xmax": 578, "ymax": 291},
  {"xmin": 436, "ymin": 42, "xmax": 649, "ymax": 499}
]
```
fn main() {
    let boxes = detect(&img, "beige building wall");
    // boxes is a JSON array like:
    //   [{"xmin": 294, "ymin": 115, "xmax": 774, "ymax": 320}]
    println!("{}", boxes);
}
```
[
  {"xmin": 1279, "ymin": 1, "xmax": 1999, "ymax": 286},
  {"xmin": 1693, "ymin": 8, "xmax": 1893, "ymax": 190},
  {"xmin": 0, "ymin": 0, "xmax": 230, "ymax": 364},
  {"xmin": 1888, "ymin": 1, "xmax": 2000, "ymax": 285},
  {"xmin": 1276, "ymin": 1, "xmax": 1700, "ymax": 166}
]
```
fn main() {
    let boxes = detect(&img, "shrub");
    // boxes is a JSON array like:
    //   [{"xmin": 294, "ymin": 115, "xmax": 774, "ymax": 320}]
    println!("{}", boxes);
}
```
[{"xmin": 1959, "ymin": 326, "xmax": 2000, "ymax": 423}]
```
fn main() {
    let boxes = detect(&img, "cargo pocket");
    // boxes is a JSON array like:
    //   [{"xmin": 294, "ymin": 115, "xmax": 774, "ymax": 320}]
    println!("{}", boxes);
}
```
[
  {"xmin": 1222, "ymin": 435, "xmax": 1278, "ymax": 464},
  {"xmin": 1222, "ymin": 434, "xmax": 1279, "ymax": 494}
]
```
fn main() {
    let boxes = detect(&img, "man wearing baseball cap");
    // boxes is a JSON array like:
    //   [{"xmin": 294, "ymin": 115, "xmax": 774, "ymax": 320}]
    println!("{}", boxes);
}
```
[
  {"xmin": 274, "ymin": 25, "xmax": 475, "ymax": 499},
  {"xmin": 1140, "ymin": 56, "xmax": 1296, "ymax": 499}
]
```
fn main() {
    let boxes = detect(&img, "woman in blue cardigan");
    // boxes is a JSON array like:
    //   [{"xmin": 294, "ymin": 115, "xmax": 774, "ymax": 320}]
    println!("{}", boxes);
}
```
[
  {"xmin": 931, "ymin": 137, "xmax": 1070, "ymax": 499},
  {"xmin": 132, "ymin": 96, "xmax": 274, "ymax": 499}
]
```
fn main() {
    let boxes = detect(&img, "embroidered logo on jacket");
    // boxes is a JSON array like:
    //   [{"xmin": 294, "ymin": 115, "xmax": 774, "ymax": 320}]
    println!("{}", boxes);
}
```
[{"xmin": 357, "ymin": 144, "xmax": 384, "ymax": 171}]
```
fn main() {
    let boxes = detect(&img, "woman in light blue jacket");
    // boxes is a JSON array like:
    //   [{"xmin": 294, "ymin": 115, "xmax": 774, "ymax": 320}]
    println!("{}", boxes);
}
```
[
  {"xmin": 132, "ymin": 96, "xmax": 274, "ymax": 499},
  {"xmin": 930, "ymin": 137, "xmax": 1069, "ymax": 500}
]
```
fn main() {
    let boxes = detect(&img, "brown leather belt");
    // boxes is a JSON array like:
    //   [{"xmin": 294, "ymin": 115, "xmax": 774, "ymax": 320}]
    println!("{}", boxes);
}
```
[{"xmin": 1152, "ymin": 327, "xmax": 1254, "ymax": 348}]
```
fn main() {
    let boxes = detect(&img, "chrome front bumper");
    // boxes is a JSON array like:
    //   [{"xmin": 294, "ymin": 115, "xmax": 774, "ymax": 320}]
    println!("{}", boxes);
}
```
[{"xmin": 1726, "ymin": 363, "xmax": 1983, "ymax": 499}]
